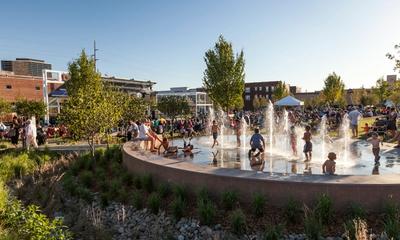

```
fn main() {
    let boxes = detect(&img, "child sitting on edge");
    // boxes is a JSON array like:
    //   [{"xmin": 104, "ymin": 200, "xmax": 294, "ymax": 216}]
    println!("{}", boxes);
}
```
[
  {"xmin": 158, "ymin": 136, "xmax": 178, "ymax": 156},
  {"xmin": 302, "ymin": 125, "xmax": 312, "ymax": 161},
  {"xmin": 368, "ymin": 132, "xmax": 382, "ymax": 164},
  {"xmin": 322, "ymin": 152, "xmax": 336, "ymax": 175},
  {"xmin": 289, "ymin": 126, "xmax": 297, "ymax": 156}
]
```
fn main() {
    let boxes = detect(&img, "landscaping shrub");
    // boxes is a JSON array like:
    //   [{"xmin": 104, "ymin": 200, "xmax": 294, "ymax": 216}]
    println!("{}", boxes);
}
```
[
  {"xmin": 252, "ymin": 192, "xmax": 266, "ymax": 218},
  {"xmin": 0, "ymin": 144, "xmax": 7, "ymax": 149},
  {"xmin": 344, "ymin": 218, "xmax": 369, "ymax": 240},
  {"xmin": 132, "ymin": 191, "xmax": 144, "ymax": 210},
  {"xmin": 314, "ymin": 194, "xmax": 333, "ymax": 224},
  {"xmin": 304, "ymin": 206, "xmax": 323, "ymax": 240},
  {"xmin": 62, "ymin": 174, "xmax": 77, "ymax": 196},
  {"xmin": 197, "ymin": 199, "xmax": 216, "ymax": 226},
  {"xmin": 262, "ymin": 225, "xmax": 283, "ymax": 240},
  {"xmin": 284, "ymin": 198, "xmax": 302, "ymax": 224},
  {"xmin": 1, "ymin": 200, "xmax": 72, "ymax": 240},
  {"xmin": 0, "ymin": 182, "xmax": 8, "ymax": 212},
  {"xmin": 0, "ymin": 153, "xmax": 35, "ymax": 181},
  {"xmin": 197, "ymin": 187, "xmax": 210, "ymax": 204},
  {"xmin": 109, "ymin": 179, "xmax": 122, "ymax": 199},
  {"xmin": 384, "ymin": 218, "xmax": 400, "ymax": 240},
  {"xmin": 148, "ymin": 193, "xmax": 161, "ymax": 214},
  {"xmin": 100, "ymin": 192, "xmax": 110, "ymax": 207},
  {"xmin": 173, "ymin": 184, "xmax": 187, "ymax": 201},
  {"xmin": 384, "ymin": 200, "xmax": 400, "ymax": 221},
  {"xmin": 79, "ymin": 170, "xmax": 94, "ymax": 188},
  {"xmin": 346, "ymin": 203, "xmax": 366, "ymax": 220},
  {"xmin": 121, "ymin": 172, "xmax": 134, "ymax": 186},
  {"xmin": 77, "ymin": 186, "xmax": 93, "ymax": 203},
  {"xmin": 171, "ymin": 197, "xmax": 186, "ymax": 220},
  {"xmin": 141, "ymin": 174, "xmax": 154, "ymax": 193},
  {"xmin": 157, "ymin": 182, "xmax": 170, "ymax": 198},
  {"xmin": 221, "ymin": 190, "xmax": 238, "ymax": 211},
  {"xmin": 230, "ymin": 209, "xmax": 246, "ymax": 235},
  {"xmin": 95, "ymin": 168, "xmax": 107, "ymax": 182},
  {"xmin": 133, "ymin": 176, "xmax": 142, "ymax": 189}
]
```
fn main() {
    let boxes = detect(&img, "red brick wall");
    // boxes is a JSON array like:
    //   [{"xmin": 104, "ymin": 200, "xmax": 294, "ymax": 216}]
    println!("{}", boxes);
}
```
[{"xmin": 0, "ymin": 74, "xmax": 61, "ymax": 102}]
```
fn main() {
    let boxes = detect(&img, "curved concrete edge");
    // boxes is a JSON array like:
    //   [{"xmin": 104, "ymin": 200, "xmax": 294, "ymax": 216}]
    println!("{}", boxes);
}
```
[{"xmin": 122, "ymin": 142, "xmax": 400, "ymax": 211}]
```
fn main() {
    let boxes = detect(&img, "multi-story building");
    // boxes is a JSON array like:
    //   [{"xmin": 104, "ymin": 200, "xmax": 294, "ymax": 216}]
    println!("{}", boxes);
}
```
[
  {"xmin": 155, "ymin": 87, "xmax": 213, "ymax": 116},
  {"xmin": 243, "ymin": 81, "xmax": 296, "ymax": 110},
  {"xmin": 0, "ymin": 71, "xmax": 61, "ymax": 102},
  {"xmin": 1, "ymin": 58, "xmax": 52, "ymax": 77}
]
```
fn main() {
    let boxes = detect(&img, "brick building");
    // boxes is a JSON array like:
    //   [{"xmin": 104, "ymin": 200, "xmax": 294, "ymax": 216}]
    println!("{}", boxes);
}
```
[
  {"xmin": 1, "ymin": 58, "xmax": 52, "ymax": 77},
  {"xmin": 0, "ymin": 72, "xmax": 60, "ymax": 102},
  {"xmin": 243, "ymin": 81, "xmax": 297, "ymax": 110}
]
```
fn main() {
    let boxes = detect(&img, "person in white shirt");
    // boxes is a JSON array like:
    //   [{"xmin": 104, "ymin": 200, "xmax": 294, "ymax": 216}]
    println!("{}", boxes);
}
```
[
  {"xmin": 138, "ymin": 121, "xmax": 156, "ymax": 152},
  {"xmin": 25, "ymin": 118, "xmax": 38, "ymax": 150},
  {"xmin": 348, "ymin": 107, "xmax": 362, "ymax": 138}
]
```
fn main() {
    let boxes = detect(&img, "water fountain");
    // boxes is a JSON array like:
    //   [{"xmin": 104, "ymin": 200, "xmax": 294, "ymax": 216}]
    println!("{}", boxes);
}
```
[
  {"xmin": 266, "ymin": 100, "xmax": 274, "ymax": 173},
  {"xmin": 320, "ymin": 115, "xmax": 327, "ymax": 161},
  {"xmin": 341, "ymin": 113, "xmax": 350, "ymax": 165},
  {"xmin": 241, "ymin": 116, "xmax": 250, "ymax": 170}
]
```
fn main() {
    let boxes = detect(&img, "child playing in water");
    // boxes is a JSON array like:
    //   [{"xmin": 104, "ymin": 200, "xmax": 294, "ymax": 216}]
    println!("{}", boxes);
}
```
[
  {"xmin": 302, "ymin": 125, "xmax": 312, "ymax": 161},
  {"xmin": 158, "ymin": 136, "xmax": 178, "ymax": 156},
  {"xmin": 368, "ymin": 132, "xmax": 382, "ymax": 164},
  {"xmin": 289, "ymin": 126, "xmax": 297, "ymax": 156},
  {"xmin": 211, "ymin": 120, "xmax": 220, "ymax": 148},
  {"xmin": 322, "ymin": 152, "xmax": 336, "ymax": 175}
]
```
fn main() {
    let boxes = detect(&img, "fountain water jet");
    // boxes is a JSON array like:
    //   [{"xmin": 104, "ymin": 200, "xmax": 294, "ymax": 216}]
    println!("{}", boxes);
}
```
[
  {"xmin": 266, "ymin": 100, "xmax": 274, "ymax": 174},
  {"xmin": 320, "ymin": 115, "xmax": 328, "ymax": 161}
]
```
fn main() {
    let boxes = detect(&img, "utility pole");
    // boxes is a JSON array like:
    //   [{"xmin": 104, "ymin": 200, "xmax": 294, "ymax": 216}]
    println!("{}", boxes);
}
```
[{"xmin": 92, "ymin": 40, "xmax": 99, "ymax": 70}]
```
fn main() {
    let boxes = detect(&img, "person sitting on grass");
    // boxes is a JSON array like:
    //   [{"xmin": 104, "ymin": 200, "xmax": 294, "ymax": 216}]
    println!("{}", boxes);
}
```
[{"xmin": 322, "ymin": 152, "xmax": 336, "ymax": 175}]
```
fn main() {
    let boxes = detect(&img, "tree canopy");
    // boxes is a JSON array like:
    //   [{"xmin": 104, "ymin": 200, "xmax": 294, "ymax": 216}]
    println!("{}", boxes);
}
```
[
  {"xmin": 372, "ymin": 77, "xmax": 390, "ymax": 104},
  {"xmin": 273, "ymin": 81, "xmax": 289, "ymax": 101},
  {"xmin": 321, "ymin": 72, "xmax": 345, "ymax": 106},
  {"xmin": 59, "ymin": 50, "xmax": 123, "ymax": 155},
  {"xmin": 203, "ymin": 35, "xmax": 245, "ymax": 111},
  {"xmin": 157, "ymin": 96, "xmax": 190, "ymax": 120},
  {"xmin": 15, "ymin": 99, "xmax": 46, "ymax": 118},
  {"xmin": 0, "ymin": 99, "xmax": 11, "ymax": 116}
]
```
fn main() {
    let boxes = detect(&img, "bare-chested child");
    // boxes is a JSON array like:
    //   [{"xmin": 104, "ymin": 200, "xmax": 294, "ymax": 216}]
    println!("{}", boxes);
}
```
[
  {"xmin": 289, "ymin": 126, "xmax": 297, "ymax": 156},
  {"xmin": 322, "ymin": 152, "xmax": 336, "ymax": 175},
  {"xmin": 158, "ymin": 136, "xmax": 178, "ymax": 156},
  {"xmin": 302, "ymin": 125, "xmax": 312, "ymax": 161},
  {"xmin": 368, "ymin": 132, "xmax": 382, "ymax": 164},
  {"xmin": 211, "ymin": 120, "xmax": 220, "ymax": 148}
]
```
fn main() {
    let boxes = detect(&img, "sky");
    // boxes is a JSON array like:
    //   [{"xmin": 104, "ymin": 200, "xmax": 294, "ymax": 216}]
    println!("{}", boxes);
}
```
[{"xmin": 1, "ymin": 0, "xmax": 400, "ymax": 92}]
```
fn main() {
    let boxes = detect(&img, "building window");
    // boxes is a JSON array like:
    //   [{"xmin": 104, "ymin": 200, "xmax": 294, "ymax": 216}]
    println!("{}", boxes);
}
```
[
  {"xmin": 5, "ymin": 85, "xmax": 12, "ymax": 89},
  {"xmin": 271, "ymin": 86, "xmax": 275, "ymax": 92},
  {"xmin": 245, "ymin": 95, "xmax": 251, "ymax": 101},
  {"xmin": 35, "ymin": 86, "xmax": 40, "ymax": 91},
  {"xmin": 245, "ymin": 87, "xmax": 250, "ymax": 93}
]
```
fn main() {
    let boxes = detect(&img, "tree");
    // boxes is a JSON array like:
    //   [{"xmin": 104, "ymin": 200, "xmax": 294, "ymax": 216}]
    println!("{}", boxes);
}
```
[
  {"xmin": 0, "ymin": 98, "xmax": 11, "ymax": 116},
  {"xmin": 321, "ymin": 72, "xmax": 345, "ymax": 106},
  {"xmin": 272, "ymin": 81, "xmax": 289, "ymax": 101},
  {"xmin": 15, "ymin": 99, "xmax": 46, "ymax": 118},
  {"xmin": 157, "ymin": 96, "xmax": 190, "ymax": 140},
  {"xmin": 389, "ymin": 81, "xmax": 400, "ymax": 106},
  {"xmin": 252, "ymin": 95, "xmax": 260, "ymax": 110},
  {"xmin": 203, "ymin": 35, "xmax": 245, "ymax": 112},
  {"xmin": 386, "ymin": 43, "xmax": 400, "ymax": 72},
  {"xmin": 59, "ymin": 50, "xmax": 121, "ymax": 156},
  {"xmin": 259, "ymin": 96, "xmax": 268, "ymax": 108},
  {"xmin": 120, "ymin": 95, "xmax": 149, "ymax": 123},
  {"xmin": 372, "ymin": 77, "xmax": 390, "ymax": 104}
]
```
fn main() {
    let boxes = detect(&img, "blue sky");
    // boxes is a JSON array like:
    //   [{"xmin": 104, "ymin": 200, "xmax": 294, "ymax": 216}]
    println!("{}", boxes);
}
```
[{"xmin": 1, "ymin": 0, "xmax": 400, "ymax": 92}]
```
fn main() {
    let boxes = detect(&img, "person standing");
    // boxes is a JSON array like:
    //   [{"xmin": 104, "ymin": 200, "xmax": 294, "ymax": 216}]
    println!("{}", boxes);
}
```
[
  {"xmin": 10, "ymin": 116, "xmax": 20, "ymax": 147},
  {"xmin": 25, "ymin": 119, "xmax": 38, "ymax": 150},
  {"xmin": 302, "ymin": 125, "xmax": 312, "ymax": 161},
  {"xmin": 387, "ymin": 108, "xmax": 398, "ymax": 137},
  {"xmin": 211, "ymin": 120, "xmax": 220, "ymax": 148},
  {"xmin": 348, "ymin": 107, "xmax": 362, "ymax": 138}
]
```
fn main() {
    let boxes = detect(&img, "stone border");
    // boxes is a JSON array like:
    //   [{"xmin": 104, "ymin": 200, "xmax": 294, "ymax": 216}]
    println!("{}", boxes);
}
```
[{"xmin": 122, "ymin": 142, "xmax": 400, "ymax": 211}]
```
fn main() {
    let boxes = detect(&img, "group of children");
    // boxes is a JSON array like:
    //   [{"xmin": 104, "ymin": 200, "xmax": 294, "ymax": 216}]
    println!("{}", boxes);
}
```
[{"xmin": 246, "ymin": 123, "xmax": 383, "ymax": 175}]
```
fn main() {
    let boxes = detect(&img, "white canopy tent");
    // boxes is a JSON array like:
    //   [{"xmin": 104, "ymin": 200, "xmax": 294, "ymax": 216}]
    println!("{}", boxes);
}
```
[{"xmin": 274, "ymin": 95, "xmax": 304, "ymax": 106}]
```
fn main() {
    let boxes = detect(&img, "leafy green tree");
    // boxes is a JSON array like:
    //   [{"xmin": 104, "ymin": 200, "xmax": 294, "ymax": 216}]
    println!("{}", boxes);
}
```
[
  {"xmin": 259, "ymin": 96, "xmax": 268, "ymax": 108},
  {"xmin": 59, "ymin": 50, "xmax": 122, "ymax": 156},
  {"xmin": 0, "ymin": 99, "xmax": 11, "ymax": 116},
  {"xmin": 389, "ymin": 81, "xmax": 400, "ymax": 106},
  {"xmin": 252, "ymin": 95, "xmax": 260, "ymax": 110},
  {"xmin": 273, "ymin": 81, "xmax": 289, "ymax": 101},
  {"xmin": 203, "ymin": 35, "xmax": 245, "ymax": 112},
  {"xmin": 321, "ymin": 72, "xmax": 345, "ymax": 106},
  {"xmin": 372, "ymin": 77, "xmax": 390, "ymax": 104},
  {"xmin": 157, "ymin": 96, "xmax": 190, "ymax": 121},
  {"xmin": 386, "ymin": 43, "xmax": 400, "ymax": 72},
  {"xmin": 157, "ymin": 96, "xmax": 190, "ymax": 140},
  {"xmin": 120, "ymin": 95, "xmax": 148, "ymax": 123},
  {"xmin": 15, "ymin": 99, "xmax": 46, "ymax": 118}
]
